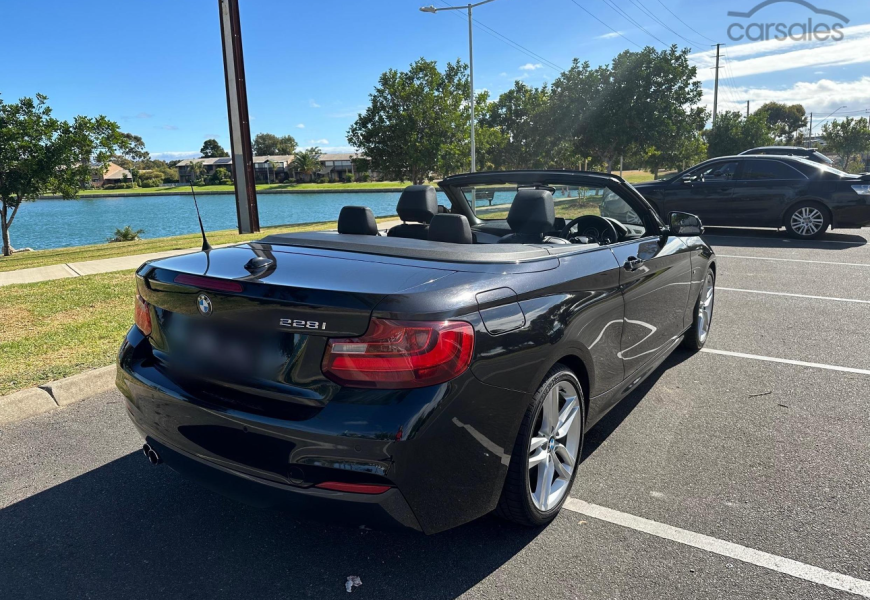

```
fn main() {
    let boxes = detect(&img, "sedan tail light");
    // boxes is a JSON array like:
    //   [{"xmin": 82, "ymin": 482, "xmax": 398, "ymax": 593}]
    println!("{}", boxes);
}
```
[
  {"xmin": 851, "ymin": 184, "xmax": 870, "ymax": 195},
  {"xmin": 134, "ymin": 293, "xmax": 152, "ymax": 336},
  {"xmin": 322, "ymin": 319, "xmax": 474, "ymax": 389}
]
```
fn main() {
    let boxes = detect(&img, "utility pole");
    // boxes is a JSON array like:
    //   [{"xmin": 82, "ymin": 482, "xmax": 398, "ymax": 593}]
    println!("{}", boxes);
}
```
[
  {"xmin": 807, "ymin": 113, "xmax": 813, "ymax": 148},
  {"xmin": 218, "ymin": 0, "xmax": 259, "ymax": 234},
  {"xmin": 712, "ymin": 43, "xmax": 722, "ymax": 126},
  {"xmin": 746, "ymin": 100, "xmax": 750, "ymax": 118}
]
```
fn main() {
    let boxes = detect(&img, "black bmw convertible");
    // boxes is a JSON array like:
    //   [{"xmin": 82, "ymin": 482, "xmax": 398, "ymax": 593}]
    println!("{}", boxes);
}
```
[{"xmin": 117, "ymin": 170, "xmax": 716, "ymax": 534}]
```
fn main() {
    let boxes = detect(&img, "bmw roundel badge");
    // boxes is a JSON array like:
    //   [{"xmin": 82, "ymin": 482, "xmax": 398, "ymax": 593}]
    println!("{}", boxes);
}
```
[{"xmin": 196, "ymin": 293, "xmax": 213, "ymax": 316}]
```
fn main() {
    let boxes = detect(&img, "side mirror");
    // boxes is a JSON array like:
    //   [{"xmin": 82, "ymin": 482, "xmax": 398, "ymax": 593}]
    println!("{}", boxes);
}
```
[
  {"xmin": 681, "ymin": 175, "xmax": 696, "ymax": 184},
  {"xmin": 669, "ymin": 211, "xmax": 704, "ymax": 236}
]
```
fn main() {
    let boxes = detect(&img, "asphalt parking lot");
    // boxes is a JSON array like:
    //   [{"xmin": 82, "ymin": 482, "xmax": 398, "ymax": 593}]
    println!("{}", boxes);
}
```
[{"xmin": 2, "ymin": 226, "xmax": 869, "ymax": 599}]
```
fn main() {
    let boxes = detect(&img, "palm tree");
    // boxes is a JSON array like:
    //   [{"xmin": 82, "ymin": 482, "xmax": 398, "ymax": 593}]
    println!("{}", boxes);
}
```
[
  {"xmin": 292, "ymin": 147, "xmax": 322, "ymax": 182},
  {"xmin": 266, "ymin": 159, "xmax": 277, "ymax": 184},
  {"xmin": 188, "ymin": 160, "xmax": 205, "ymax": 183}
]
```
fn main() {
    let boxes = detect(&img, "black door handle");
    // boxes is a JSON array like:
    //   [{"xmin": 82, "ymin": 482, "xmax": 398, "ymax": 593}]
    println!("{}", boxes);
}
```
[{"xmin": 624, "ymin": 257, "xmax": 644, "ymax": 271}]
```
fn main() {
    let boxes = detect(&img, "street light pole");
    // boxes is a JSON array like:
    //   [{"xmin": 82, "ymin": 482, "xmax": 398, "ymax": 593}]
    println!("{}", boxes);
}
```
[
  {"xmin": 809, "ymin": 105, "xmax": 847, "ymax": 147},
  {"xmin": 420, "ymin": 0, "xmax": 497, "ymax": 174}
]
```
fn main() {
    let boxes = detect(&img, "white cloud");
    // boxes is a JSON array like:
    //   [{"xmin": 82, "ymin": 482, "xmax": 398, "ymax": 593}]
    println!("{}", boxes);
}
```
[
  {"xmin": 596, "ymin": 31, "xmax": 622, "ymax": 40},
  {"xmin": 135, "ymin": 112, "xmax": 152, "ymax": 119},
  {"xmin": 308, "ymin": 138, "xmax": 329, "ymax": 145},
  {"xmin": 690, "ymin": 24, "xmax": 870, "ymax": 81},
  {"xmin": 499, "ymin": 72, "xmax": 507, "ymax": 77},
  {"xmin": 157, "ymin": 124, "xmax": 179, "ymax": 131},
  {"xmin": 519, "ymin": 63, "xmax": 543, "ymax": 71},
  {"xmin": 309, "ymin": 99, "xmax": 320, "ymax": 108},
  {"xmin": 319, "ymin": 145, "xmax": 358, "ymax": 153},
  {"xmin": 296, "ymin": 123, "xmax": 305, "ymax": 128},
  {"xmin": 701, "ymin": 76, "xmax": 870, "ymax": 121},
  {"xmin": 151, "ymin": 151, "xmax": 201, "ymax": 160}
]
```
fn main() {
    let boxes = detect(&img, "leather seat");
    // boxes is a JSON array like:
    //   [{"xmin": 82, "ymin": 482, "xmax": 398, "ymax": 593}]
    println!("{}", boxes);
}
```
[
  {"xmin": 337, "ymin": 206, "xmax": 378, "ymax": 236},
  {"xmin": 428, "ymin": 214, "xmax": 472, "ymax": 244},
  {"xmin": 388, "ymin": 185, "xmax": 438, "ymax": 240},
  {"xmin": 497, "ymin": 189, "xmax": 570, "ymax": 244}
]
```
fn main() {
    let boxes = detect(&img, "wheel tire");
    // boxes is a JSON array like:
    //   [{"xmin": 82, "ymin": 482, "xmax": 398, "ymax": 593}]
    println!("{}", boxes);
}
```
[
  {"xmin": 682, "ymin": 267, "xmax": 715, "ymax": 351},
  {"xmin": 784, "ymin": 202, "xmax": 830, "ymax": 239},
  {"xmin": 496, "ymin": 365, "xmax": 585, "ymax": 527}
]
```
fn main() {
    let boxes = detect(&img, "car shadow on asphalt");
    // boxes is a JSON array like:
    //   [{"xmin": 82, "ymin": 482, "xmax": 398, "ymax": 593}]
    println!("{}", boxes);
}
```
[
  {"xmin": 581, "ymin": 349, "xmax": 694, "ymax": 461},
  {"xmin": 0, "ymin": 452, "xmax": 542, "ymax": 599},
  {"xmin": 701, "ymin": 226, "xmax": 867, "ymax": 250}
]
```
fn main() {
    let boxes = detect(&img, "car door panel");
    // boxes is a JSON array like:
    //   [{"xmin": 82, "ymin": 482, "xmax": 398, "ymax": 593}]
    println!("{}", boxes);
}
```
[{"xmin": 610, "ymin": 236, "xmax": 692, "ymax": 383}]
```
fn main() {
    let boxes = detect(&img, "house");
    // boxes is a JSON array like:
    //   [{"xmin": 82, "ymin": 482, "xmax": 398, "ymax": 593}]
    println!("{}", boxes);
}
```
[
  {"xmin": 91, "ymin": 162, "xmax": 133, "ymax": 188},
  {"xmin": 174, "ymin": 152, "xmax": 371, "ymax": 183}
]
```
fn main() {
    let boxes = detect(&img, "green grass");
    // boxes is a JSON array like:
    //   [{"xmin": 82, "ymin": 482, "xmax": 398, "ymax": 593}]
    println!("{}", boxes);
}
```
[
  {"xmin": 0, "ymin": 270, "xmax": 136, "ymax": 395},
  {"xmin": 48, "ymin": 180, "xmax": 413, "ymax": 197},
  {"xmin": 0, "ymin": 216, "xmax": 402, "ymax": 273}
]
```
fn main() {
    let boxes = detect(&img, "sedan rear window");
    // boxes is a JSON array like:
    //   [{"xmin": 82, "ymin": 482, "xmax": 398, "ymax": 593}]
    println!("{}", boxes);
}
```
[{"xmin": 740, "ymin": 160, "xmax": 807, "ymax": 181}]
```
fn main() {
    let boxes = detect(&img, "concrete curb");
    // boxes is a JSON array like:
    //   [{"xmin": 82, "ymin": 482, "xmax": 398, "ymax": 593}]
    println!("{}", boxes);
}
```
[
  {"xmin": 0, "ymin": 388, "xmax": 58, "ymax": 425},
  {"xmin": 39, "ymin": 365, "xmax": 117, "ymax": 407},
  {"xmin": 0, "ymin": 365, "xmax": 115, "ymax": 426}
]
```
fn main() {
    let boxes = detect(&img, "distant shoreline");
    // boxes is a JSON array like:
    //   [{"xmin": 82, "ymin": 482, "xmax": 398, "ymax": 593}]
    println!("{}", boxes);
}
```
[{"xmin": 37, "ymin": 187, "xmax": 412, "ymax": 200}]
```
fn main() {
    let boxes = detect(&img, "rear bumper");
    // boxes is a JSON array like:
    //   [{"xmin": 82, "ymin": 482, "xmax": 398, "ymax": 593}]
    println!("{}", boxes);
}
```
[
  {"xmin": 116, "ymin": 327, "xmax": 530, "ymax": 534},
  {"xmin": 831, "ymin": 203, "xmax": 870, "ymax": 229}
]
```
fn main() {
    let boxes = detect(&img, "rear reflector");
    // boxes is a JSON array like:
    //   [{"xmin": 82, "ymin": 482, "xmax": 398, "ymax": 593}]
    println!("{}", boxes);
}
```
[
  {"xmin": 314, "ymin": 482, "xmax": 392, "ymax": 494},
  {"xmin": 174, "ymin": 273, "xmax": 244, "ymax": 293},
  {"xmin": 322, "ymin": 318, "xmax": 474, "ymax": 389},
  {"xmin": 134, "ymin": 294, "xmax": 152, "ymax": 336}
]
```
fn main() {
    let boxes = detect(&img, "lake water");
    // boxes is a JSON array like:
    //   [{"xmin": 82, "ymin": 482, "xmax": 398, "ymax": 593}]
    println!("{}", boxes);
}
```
[{"xmin": 6, "ymin": 192, "xmax": 474, "ymax": 251}]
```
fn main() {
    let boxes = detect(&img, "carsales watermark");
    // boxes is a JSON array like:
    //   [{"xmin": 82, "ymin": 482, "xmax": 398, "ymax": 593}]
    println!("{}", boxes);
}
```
[{"xmin": 727, "ymin": 0, "xmax": 849, "ymax": 42}]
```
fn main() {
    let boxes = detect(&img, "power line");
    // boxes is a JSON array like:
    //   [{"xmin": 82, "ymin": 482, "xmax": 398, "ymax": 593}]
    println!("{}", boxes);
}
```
[
  {"xmin": 566, "ymin": 0, "xmax": 642, "ymax": 49},
  {"xmin": 597, "ymin": 0, "xmax": 670, "ymax": 47},
  {"xmin": 653, "ymin": 0, "xmax": 717, "ymax": 43},
  {"xmin": 626, "ymin": 0, "xmax": 705, "ymax": 47},
  {"xmin": 436, "ymin": 0, "xmax": 565, "ymax": 72}
]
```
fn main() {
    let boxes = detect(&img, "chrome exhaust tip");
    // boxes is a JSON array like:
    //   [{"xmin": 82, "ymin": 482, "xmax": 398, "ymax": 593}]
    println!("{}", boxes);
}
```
[{"xmin": 142, "ymin": 443, "xmax": 162, "ymax": 465}]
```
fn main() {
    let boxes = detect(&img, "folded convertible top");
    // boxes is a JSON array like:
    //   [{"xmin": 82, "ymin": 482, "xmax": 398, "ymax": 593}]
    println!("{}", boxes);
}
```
[{"xmin": 257, "ymin": 231, "xmax": 555, "ymax": 263}]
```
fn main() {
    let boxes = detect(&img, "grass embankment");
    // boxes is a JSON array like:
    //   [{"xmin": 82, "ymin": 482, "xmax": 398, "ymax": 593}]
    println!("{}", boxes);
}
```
[
  {"xmin": 48, "ymin": 180, "xmax": 413, "ymax": 197},
  {"xmin": 0, "ymin": 270, "xmax": 135, "ymax": 395},
  {"xmin": 0, "ymin": 217, "xmax": 407, "ymax": 273}
]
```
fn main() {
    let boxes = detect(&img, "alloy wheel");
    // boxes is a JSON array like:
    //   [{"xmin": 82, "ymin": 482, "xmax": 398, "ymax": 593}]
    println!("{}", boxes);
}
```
[
  {"xmin": 697, "ymin": 271, "xmax": 715, "ymax": 343},
  {"xmin": 790, "ymin": 206, "xmax": 824, "ymax": 237},
  {"xmin": 527, "ymin": 381, "xmax": 582, "ymax": 512}
]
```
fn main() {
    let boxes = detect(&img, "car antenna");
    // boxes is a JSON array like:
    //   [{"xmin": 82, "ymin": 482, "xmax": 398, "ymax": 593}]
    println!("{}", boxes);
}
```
[{"xmin": 189, "ymin": 183, "xmax": 213, "ymax": 252}]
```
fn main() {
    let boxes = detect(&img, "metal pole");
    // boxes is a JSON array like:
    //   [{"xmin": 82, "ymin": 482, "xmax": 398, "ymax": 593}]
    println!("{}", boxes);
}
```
[
  {"xmin": 808, "ymin": 112, "xmax": 813, "ymax": 147},
  {"xmin": 746, "ymin": 100, "xmax": 749, "ymax": 118},
  {"xmin": 468, "ymin": 4, "xmax": 476, "ymax": 174},
  {"xmin": 712, "ymin": 43, "xmax": 720, "ymax": 125},
  {"xmin": 219, "ymin": 0, "xmax": 259, "ymax": 234}
]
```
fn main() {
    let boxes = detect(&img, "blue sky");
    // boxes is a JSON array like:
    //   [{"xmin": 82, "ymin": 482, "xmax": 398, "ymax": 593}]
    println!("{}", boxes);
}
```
[{"xmin": 3, "ymin": 0, "xmax": 869, "ymax": 160}]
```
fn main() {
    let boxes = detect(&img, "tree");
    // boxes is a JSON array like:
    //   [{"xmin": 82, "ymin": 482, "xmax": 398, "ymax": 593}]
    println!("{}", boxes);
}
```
[
  {"xmin": 704, "ymin": 111, "xmax": 774, "ymax": 158},
  {"xmin": 348, "ymin": 58, "xmax": 469, "ymax": 184},
  {"xmin": 756, "ymin": 102, "xmax": 807, "ymax": 145},
  {"xmin": 821, "ymin": 117, "xmax": 870, "ymax": 168},
  {"xmin": 187, "ymin": 160, "xmax": 205, "ymax": 183},
  {"xmin": 252, "ymin": 133, "xmax": 297, "ymax": 155},
  {"xmin": 549, "ymin": 46, "xmax": 706, "ymax": 173},
  {"xmin": 479, "ymin": 82, "xmax": 551, "ymax": 170},
  {"xmin": 108, "ymin": 225, "xmax": 145, "ymax": 243},
  {"xmin": 200, "ymin": 138, "xmax": 228, "ymax": 158},
  {"xmin": 0, "ymin": 94, "xmax": 127, "ymax": 256},
  {"xmin": 292, "ymin": 147, "xmax": 322, "ymax": 181}
]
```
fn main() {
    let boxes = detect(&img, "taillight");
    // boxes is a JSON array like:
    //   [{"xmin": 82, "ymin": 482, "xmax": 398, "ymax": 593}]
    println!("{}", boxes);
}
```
[
  {"xmin": 134, "ymin": 293, "xmax": 152, "ymax": 336},
  {"xmin": 322, "ymin": 319, "xmax": 474, "ymax": 389}
]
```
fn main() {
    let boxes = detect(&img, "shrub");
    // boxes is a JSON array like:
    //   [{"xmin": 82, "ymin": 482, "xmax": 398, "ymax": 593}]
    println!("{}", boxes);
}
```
[
  {"xmin": 357, "ymin": 172, "xmax": 371, "ymax": 182},
  {"xmin": 844, "ymin": 158, "xmax": 868, "ymax": 174},
  {"xmin": 139, "ymin": 177, "xmax": 163, "ymax": 188},
  {"xmin": 343, "ymin": 172, "xmax": 354, "ymax": 183},
  {"xmin": 108, "ymin": 225, "xmax": 145, "ymax": 243},
  {"xmin": 316, "ymin": 177, "xmax": 330, "ymax": 184}
]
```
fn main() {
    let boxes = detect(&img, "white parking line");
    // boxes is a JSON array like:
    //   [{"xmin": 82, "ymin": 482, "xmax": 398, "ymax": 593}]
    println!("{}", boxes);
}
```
[
  {"xmin": 718, "ymin": 287, "xmax": 870, "ymax": 304},
  {"xmin": 700, "ymin": 348, "xmax": 870, "ymax": 376},
  {"xmin": 564, "ymin": 499, "xmax": 870, "ymax": 598},
  {"xmin": 717, "ymin": 254, "xmax": 870, "ymax": 267},
  {"xmin": 705, "ymin": 234, "xmax": 866, "ymax": 246}
]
